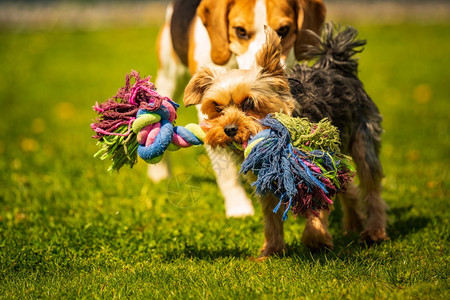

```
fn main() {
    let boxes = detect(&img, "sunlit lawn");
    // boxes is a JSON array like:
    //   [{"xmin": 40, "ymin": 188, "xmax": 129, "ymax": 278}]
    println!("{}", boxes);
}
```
[{"xmin": 0, "ymin": 21, "xmax": 448, "ymax": 298}]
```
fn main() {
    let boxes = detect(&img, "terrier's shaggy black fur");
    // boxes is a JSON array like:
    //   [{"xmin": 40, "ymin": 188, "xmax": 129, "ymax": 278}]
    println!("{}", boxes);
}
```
[{"xmin": 289, "ymin": 24, "xmax": 388, "ymax": 244}]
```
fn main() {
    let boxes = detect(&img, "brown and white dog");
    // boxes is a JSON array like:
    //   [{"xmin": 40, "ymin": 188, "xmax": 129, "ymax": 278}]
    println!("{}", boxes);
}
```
[{"xmin": 152, "ymin": 0, "xmax": 326, "ymax": 217}]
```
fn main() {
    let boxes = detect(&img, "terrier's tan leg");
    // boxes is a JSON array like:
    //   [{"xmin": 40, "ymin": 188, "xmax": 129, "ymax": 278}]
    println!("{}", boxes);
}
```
[
  {"xmin": 301, "ymin": 210, "xmax": 334, "ymax": 249},
  {"xmin": 360, "ymin": 184, "xmax": 389, "ymax": 243},
  {"xmin": 258, "ymin": 194, "xmax": 286, "ymax": 259},
  {"xmin": 351, "ymin": 132, "xmax": 388, "ymax": 243},
  {"xmin": 340, "ymin": 180, "xmax": 364, "ymax": 233}
]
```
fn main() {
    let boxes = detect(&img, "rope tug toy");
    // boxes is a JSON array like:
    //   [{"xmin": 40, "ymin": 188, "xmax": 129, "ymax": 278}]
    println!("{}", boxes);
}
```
[
  {"xmin": 91, "ymin": 71, "xmax": 204, "ymax": 171},
  {"xmin": 91, "ymin": 71, "xmax": 354, "ymax": 218},
  {"xmin": 241, "ymin": 113, "xmax": 354, "ymax": 219}
]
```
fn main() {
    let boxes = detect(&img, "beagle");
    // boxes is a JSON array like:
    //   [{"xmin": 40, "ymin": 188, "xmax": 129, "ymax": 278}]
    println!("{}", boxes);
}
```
[
  {"xmin": 156, "ymin": 0, "xmax": 326, "ymax": 92},
  {"xmin": 152, "ymin": 0, "xmax": 326, "ymax": 217}
]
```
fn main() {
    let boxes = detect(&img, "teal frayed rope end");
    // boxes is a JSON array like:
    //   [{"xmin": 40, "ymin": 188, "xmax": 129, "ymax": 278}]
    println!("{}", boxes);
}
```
[{"xmin": 240, "ymin": 113, "xmax": 355, "ymax": 219}]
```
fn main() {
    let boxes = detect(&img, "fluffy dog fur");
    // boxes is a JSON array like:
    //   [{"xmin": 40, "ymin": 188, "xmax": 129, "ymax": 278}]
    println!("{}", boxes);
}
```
[
  {"xmin": 183, "ymin": 24, "xmax": 388, "ymax": 258},
  {"xmin": 154, "ymin": 0, "xmax": 326, "ymax": 218}
]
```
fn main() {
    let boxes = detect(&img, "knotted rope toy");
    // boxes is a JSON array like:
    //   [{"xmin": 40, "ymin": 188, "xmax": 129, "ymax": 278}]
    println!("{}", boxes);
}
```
[
  {"xmin": 91, "ymin": 70, "xmax": 204, "ymax": 172},
  {"xmin": 241, "ymin": 113, "xmax": 354, "ymax": 218},
  {"xmin": 91, "ymin": 71, "xmax": 354, "ymax": 218}
]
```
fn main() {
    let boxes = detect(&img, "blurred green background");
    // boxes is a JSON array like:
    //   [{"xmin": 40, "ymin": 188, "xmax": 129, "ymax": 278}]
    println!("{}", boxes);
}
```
[{"xmin": 0, "ymin": 1, "xmax": 448, "ymax": 298}]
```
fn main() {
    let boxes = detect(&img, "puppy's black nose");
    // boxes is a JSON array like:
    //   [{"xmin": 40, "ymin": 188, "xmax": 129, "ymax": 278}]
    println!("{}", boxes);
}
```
[{"xmin": 224, "ymin": 124, "xmax": 238, "ymax": 138}]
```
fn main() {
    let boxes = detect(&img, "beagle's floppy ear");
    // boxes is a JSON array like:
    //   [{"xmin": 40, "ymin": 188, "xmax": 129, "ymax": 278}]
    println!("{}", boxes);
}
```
[
  {"xmin": 183, "ymin": 67, "xmax": 217, "ymax": 107},
  {"xmin": 295, "ymin": 0, "xmax": 326, "ymax": 61},
  {"xmin": 256, "ymin": 26, "xmax": 284, "ymax": 77},
  {"xmin": 197, "ymin": 0, "xmax": 232, "ymax": 65}
]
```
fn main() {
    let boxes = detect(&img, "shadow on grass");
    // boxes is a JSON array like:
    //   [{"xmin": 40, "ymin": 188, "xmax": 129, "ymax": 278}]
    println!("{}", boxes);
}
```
[
  {"xmin": 156, "ymin": 204, "xmax": 432, "ymax": 262},
  {"xmin": 188, "ymin": 174, "xmax": 217, "ymax": 184},
  {"xmin": 157, "ymin": 234, "xmax": 362, "ymax": 263},
  {"xmin": 388, "ymin": 205, "xmax": 432, "ymax": 239},
  {"xmin": 284, "ymin": 235, "xmax": 361, "ymax": 261},
  {"xmin": 283, "ymin": 204, "xmax": 433, "ymax": 261},
  {"xmin": 160, "ymin": 244, "xmax": 252, "ymax": 262},
  {"xmin": 328, "ymin": 201, "xmax": 431, "ymax": 240}
]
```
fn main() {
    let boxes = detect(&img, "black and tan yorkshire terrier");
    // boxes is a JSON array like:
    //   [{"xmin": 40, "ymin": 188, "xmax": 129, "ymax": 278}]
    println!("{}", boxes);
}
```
[{"xmin": 183, "ymin": 23, "xmax": 388, "ymax": 259}]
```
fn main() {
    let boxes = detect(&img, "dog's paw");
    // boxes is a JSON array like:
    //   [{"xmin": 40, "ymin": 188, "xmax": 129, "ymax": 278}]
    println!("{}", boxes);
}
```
[
  {"xmin": 343, "ymin": 213, "xmax": 363, "ymax": 234},
  {"xmin": 147, "ymin": 162, "xmax": 169, "ymax": 182},
  {"xmin": 256, "ymin": 244, "xmax": 286, "ymax": 260},
  {"xmin": 224, "ymin": 190, "xmax": 255, "ymax": 218},
  {"xmin": 301, "ymin": 216, "xmax": 334, "ymax": 250},
  {"xmin": 359, "ymin": 228, "xmax": 389, "ymax": 245},
  {"xmin": 225, "ymin": 201, "xmax": 255, "ymax": 218},
  {"xmin": 251, "ymin": 256, "xmax": 269, "ymax": 262},
  {"xmin": 301, "ymin": 228, "xmax": 334, "ymax": 250}
]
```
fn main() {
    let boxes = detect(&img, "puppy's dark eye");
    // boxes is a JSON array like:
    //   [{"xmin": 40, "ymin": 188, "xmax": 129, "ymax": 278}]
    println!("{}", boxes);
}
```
[
  {"xmin": 276, "ymin": 26, "xmax": 290, "ymax": 39},
  {"xmin": 241, "ymin": 97, "xmax": 254, "ymax": 112},
  {"xmin": 234, "ymin": 27, "xmax": 249, "ymax": 40},
  {"xmin": 213, "ymin": 102, "xmax": 223, "ymax": 113}
]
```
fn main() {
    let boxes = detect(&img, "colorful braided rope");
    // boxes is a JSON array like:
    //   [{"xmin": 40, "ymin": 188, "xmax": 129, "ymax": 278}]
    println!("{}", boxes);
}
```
[
  {"xmin": 91, "ymin": 71, "xmax": 204, "ymax": 171},
  {"xmin": 133, "ymin": 108, "xmax": 205, "ymax": 164},
  {"xmin": 91, "ymin": 71, "xmax": 354, "ymax": 218}
]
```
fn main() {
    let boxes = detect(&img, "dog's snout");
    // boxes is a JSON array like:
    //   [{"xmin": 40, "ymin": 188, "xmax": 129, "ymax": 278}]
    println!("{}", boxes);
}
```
[{"xmin": 224, "ymin": 124, "xmax": 238, "ymax": 138}]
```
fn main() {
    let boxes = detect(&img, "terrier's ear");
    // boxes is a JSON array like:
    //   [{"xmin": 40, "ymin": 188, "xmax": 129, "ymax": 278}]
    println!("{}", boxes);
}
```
[
  {"xmin": 183, "ymin": 67, "xmax": 217, "ymax": 107},
  {"xmin": 255, "ymin": 26, "xmax": 284, "ymax": 76}
]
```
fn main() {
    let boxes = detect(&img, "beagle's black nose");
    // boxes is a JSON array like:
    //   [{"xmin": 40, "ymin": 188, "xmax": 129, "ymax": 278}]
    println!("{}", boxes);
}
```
[{"xmin": 224, "ymin": 124, "xmax": 238, "ymax": 138}]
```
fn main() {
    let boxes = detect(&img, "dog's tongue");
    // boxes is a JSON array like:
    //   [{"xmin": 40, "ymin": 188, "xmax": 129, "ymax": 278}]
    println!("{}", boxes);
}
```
[
  {"xmin": 242, "ymin": 141, "xmax": 248, "ymax": 149},
  {"xmin": 231, "ymin": 141, "xmax": 247, "ymax": 151}
]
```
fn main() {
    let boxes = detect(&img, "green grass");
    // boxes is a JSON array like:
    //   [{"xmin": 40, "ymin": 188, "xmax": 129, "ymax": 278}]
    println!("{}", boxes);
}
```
[{"xmin": 0, "ymin": 22, "xmax": 449, "ymax": 299}]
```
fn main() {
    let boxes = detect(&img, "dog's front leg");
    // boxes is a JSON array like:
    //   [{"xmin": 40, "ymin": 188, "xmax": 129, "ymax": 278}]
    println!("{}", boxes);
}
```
[
  {"xmin": 202, "ymin": 144, "xmax": 255, "ymax": 218},
  {"xmin": 197, "ymin": 109, "xmax": 255, "ymax": 218},
  {"xmin": 340, "ymin": 180, "xmax": 364, "ymax": 233},
  {"xmin": 301, "ymin": 210, "xmax": 334, "ymax": 250},
  {"xmin": 258, "ymin": 194, "xmax": 286, "ymax": 259},
  {"xmin": 350, "ymin": 131, "xmax": 388, "ymax": 244}
]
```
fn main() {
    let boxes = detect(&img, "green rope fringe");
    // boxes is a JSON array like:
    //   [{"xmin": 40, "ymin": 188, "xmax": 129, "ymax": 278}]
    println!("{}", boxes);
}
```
[
  {"xmin": 94, "ymin": 126, "xmax": 139, "ymax": 172},
  {"xmin": 274, "ymin": 113, "xmax": 341, "ymax": 152}
]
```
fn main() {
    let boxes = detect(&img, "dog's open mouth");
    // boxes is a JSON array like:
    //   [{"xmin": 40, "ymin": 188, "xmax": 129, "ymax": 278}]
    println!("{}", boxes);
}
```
[
  {"xmin": 230, "ymin": 141, "xmax": 248, "ymax": 151},
  {"xmin": 199, "ymin": 120, "xmax": 258, "ymax": 151}
]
